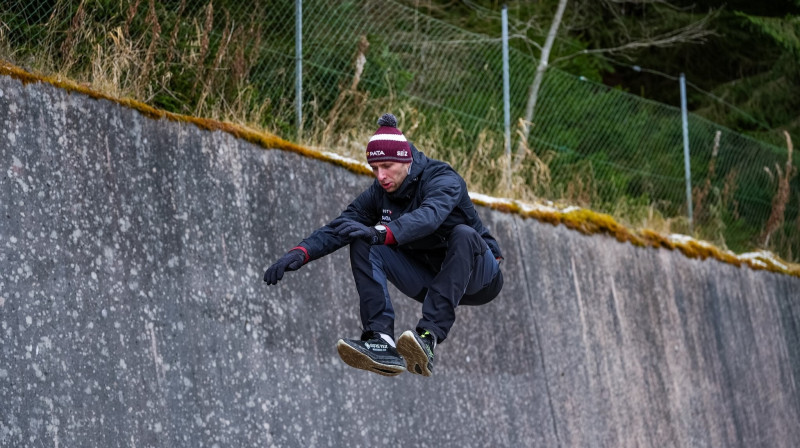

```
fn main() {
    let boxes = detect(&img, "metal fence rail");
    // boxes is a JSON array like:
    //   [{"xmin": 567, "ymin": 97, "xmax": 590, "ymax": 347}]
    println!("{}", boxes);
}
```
[{"xmin": 1, "ymin": 0, "xmax": 797, "ymax": 261}]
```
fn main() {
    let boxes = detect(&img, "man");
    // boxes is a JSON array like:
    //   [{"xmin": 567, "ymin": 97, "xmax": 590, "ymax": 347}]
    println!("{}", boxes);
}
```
[{"xmin": 264, "ymin": 113, "xmax": 504, "ymax": 377}]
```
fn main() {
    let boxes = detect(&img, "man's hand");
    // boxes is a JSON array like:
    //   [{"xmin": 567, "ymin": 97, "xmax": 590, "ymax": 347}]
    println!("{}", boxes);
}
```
[
  {"xmin": 263, "ymin": 249, "xmax": 305, "ymax": 285},
  {"xmin": 331, "ymin": 218, "xmax": 385, "ymax": 245}
]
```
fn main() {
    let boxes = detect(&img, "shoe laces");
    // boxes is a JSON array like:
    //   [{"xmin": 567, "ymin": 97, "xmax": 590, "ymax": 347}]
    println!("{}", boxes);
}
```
[{"xmin": 419, "ymin": 330, "xmax": 436, "ymax": 349}]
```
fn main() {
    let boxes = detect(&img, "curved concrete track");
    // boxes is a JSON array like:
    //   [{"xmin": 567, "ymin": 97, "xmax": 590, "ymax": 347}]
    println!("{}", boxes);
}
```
[{"xmin": 1, "ymin": 75, "xmax": 799, "ymax": 447}]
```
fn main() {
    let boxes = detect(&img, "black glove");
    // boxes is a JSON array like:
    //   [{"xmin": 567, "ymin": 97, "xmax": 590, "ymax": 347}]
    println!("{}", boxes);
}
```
[
  {"xmin": 331, "ymin": 218, "xmax": 385, "ymax": 245},
  {"xmin": 263, "ymin": 249, "xmax": 306, "ymax": 285}
]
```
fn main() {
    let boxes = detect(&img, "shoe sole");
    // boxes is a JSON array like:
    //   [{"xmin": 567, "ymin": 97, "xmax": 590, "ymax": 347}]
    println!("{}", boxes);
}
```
[
  {"xmin": 396, "ymin": 331, "xmax": 433, "ymax": 377},
  {"xmin": 336, "ymin": 340, "xmax": 405, "ymax": 377}
]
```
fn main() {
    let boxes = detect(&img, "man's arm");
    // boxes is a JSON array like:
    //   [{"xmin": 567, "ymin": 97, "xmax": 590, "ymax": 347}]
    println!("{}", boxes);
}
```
[
  {"xmin": 296, "ymin": 185, "xmax": 381, "ymax": 260},
  {"xmin": 263, "ymin": 185, "xmax": 381, "ymax": 284}
]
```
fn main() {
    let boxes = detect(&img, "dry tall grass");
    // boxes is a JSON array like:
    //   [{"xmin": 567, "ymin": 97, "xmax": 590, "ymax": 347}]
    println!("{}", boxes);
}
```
[
  {"xmin": 761, "ymin": 131, "xmax": 796, "ymax": 247},
  {"xmin": 2, "ymin": 0, "xmax": 798, "ymax": 261}
]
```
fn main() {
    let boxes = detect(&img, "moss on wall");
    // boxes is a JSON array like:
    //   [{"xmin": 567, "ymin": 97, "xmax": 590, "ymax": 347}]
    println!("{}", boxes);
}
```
[{"xmin": 2, "ymin": 60, "xmax": 796, "ymax": 279}]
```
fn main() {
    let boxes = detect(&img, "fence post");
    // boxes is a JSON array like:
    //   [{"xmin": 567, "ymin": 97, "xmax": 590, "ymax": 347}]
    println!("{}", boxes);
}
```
[
  {"xmin": 295, "ymin": 0, "xmax": 303, "ymax": 141},
  {"xmin": 680, "ymin": 72, "xmax": 694, "ymax": 233},
  {"xmin": 502, "ymin": 4, "xmax": 511, "ymax": 191}
]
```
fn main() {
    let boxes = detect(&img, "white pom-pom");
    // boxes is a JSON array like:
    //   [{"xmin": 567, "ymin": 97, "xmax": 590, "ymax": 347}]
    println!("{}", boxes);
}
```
[{"xmin": 377, "ymin": 113, "xmax": 398, "ymax": 128}]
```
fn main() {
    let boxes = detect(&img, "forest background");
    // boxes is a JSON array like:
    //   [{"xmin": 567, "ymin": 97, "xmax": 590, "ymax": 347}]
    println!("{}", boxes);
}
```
[
  {"xmin": 459, "ymin": 0, "xmax": 800, "ymax": 145},
  {"xmin": 1, "ymin": 0, "xmax": 799, "ymax": 262}
]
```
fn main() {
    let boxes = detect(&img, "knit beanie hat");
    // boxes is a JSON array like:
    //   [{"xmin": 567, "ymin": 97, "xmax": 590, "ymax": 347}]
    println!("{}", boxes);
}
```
[{"xmin": 366, "ymin": 113, "xmax": 412, "ymax": 164}]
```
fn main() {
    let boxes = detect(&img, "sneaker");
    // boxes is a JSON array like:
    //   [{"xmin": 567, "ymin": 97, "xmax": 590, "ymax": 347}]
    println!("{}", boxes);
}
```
[
  {"xmin": 396, "ymin": 329, "xmax": 435, "ymax": 377},
  {"xmin": 336, "ymin": 331, "xmax": 405, "ymax": 377}
]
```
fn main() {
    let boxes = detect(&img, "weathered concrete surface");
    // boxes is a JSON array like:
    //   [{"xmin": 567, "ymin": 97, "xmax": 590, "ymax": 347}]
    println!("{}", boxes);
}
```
[{"xmin": 1, "ymin": 75, "xmax": 799, "ymax": 447}]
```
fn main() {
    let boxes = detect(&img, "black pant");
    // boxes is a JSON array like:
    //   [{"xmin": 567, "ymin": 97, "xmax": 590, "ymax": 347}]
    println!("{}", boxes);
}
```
[{"xmin": 349, "ymin": 224, "xmax": 504, "ymax": 342}]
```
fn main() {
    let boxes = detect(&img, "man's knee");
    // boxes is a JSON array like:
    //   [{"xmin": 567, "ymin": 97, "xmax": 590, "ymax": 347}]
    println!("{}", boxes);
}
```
[
  {"xmin": 349, "ymin": 238, "xmax": 379, "ymax": 264},
  {"xmin": 449, "ymin": 224, "xmax": 484, "ymax": 252},
  {"xmin": 450, "ymin": 224, "xmax": 480, "ymax": 240},
  {"xmin": 349, "ymin": 239, "xmax": 379, "ymax": 277},
  {"xmin": 350, "ymin": 238, "xmax": 371, "ymax": 254},
  {"xmin": 350, "ymin": 241, "xmax": 399, "ymax": 275}
]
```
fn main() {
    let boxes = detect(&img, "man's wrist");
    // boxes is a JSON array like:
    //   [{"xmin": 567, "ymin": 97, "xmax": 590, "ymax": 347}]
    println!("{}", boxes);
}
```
[
  {"xmin": 373, "ymin": 225, "xmax": 387, "ymax": 245},
  {"xmin": 291, "ymin": 246, "xmax": 310, "ymax": 263}
]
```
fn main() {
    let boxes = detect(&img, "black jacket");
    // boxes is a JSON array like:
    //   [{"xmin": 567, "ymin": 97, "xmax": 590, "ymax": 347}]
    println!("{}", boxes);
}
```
[{"xmin": 298, "ymin": 144, "xmax": 503, "ymax": 263}]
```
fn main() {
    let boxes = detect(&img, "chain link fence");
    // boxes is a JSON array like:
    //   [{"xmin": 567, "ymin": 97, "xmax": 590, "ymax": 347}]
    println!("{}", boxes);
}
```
[{"xmin": 1, "ymin": 0, "xmax": 798, "ymax": 261}]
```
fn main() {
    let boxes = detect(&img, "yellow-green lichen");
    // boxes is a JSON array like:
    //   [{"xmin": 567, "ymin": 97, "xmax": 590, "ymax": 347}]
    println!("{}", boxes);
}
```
[
  {"xmin": 2, "ymin": 60, "xmax": 798, "ymax": 279},
  {"xmin": 470, "ymin": 195, "xmax": 799, "ymax": 279},
  {"xmin": 0, "ymin": 60, "xmax": 372, "ymax": 177}
]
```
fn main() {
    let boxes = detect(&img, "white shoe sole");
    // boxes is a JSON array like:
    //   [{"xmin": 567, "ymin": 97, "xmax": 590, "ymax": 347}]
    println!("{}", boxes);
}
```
[{"xmin": 396, "ymin": 331, "xmax": 433, "ymax": 377}]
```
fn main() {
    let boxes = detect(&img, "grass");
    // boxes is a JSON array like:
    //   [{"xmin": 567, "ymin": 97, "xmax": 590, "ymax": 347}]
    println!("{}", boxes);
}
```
[
  {"xmin": 0, "ymin": 0, "xmax": 798, "ymax": 264},
  {"xmin": 2, "ymin": 56, "xmax": 799, "ymax": 278}
]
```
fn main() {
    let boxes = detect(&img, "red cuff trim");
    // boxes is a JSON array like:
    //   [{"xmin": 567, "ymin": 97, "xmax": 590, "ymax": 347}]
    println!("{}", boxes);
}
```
[
  {"xmin": 292, "ymin": 246, "xmax": 310, "ymax": 264},
  {"xmin": 384, "ymin": 226, "xmax": 397, "ymax": 245}
]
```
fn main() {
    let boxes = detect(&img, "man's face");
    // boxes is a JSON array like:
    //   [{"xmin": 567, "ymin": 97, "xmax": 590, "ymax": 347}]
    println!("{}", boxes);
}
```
[{"xmin": 370, "ymin": 161, "xmax": 411, "ymax": 193}]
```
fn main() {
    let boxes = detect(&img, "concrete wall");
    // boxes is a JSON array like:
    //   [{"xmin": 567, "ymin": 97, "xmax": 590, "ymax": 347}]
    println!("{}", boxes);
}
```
[{"xmin": 1, "ymin": 75, "xmax": 798, "ymax": 447}]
